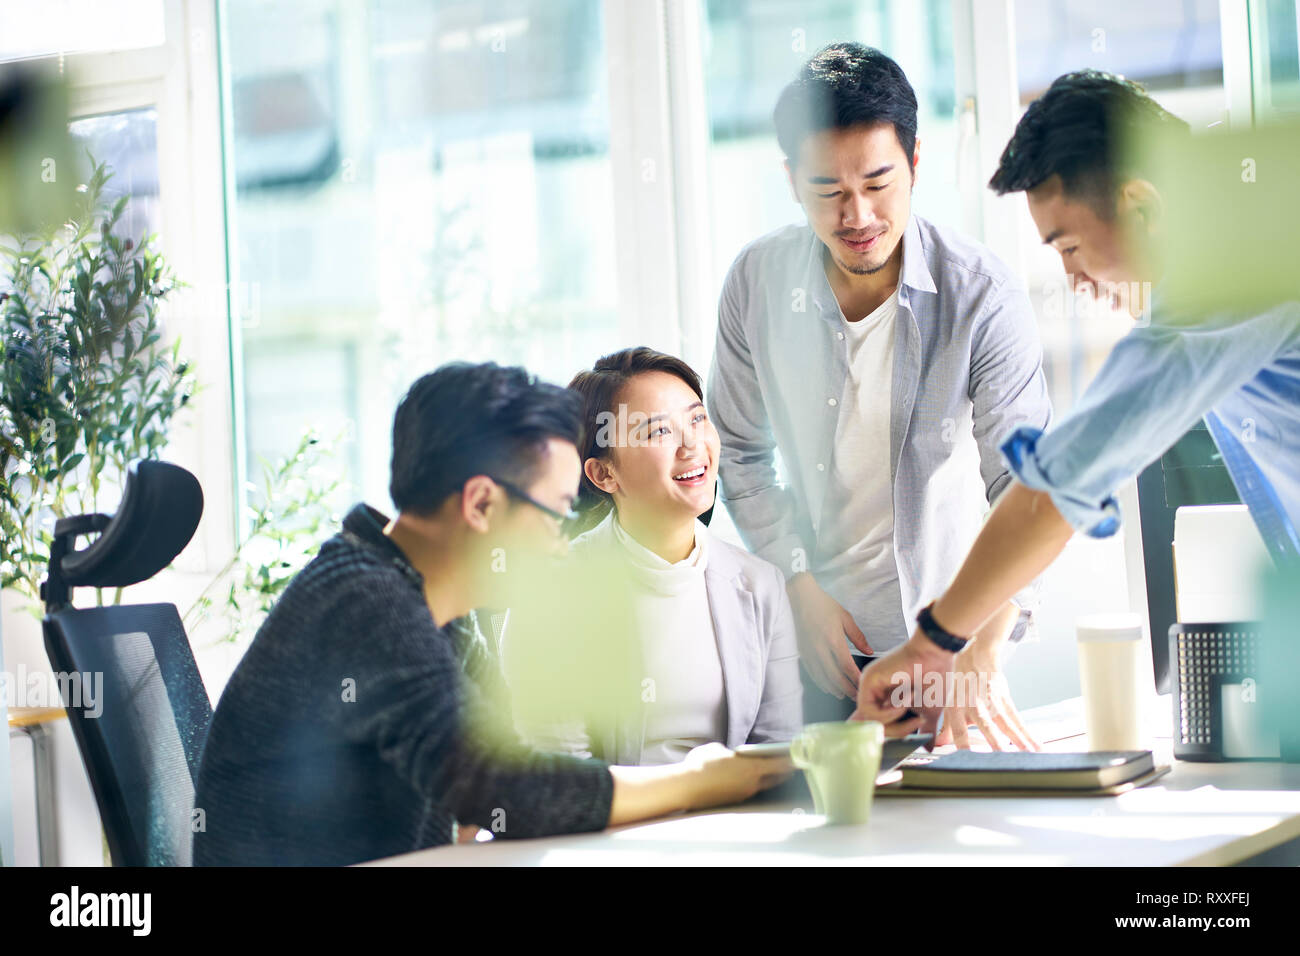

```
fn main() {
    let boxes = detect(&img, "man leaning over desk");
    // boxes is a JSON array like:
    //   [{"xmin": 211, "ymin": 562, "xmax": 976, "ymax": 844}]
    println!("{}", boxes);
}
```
[{"xmin": 854, "ymin": 70, "xmax": 1300, "ymax": 740}]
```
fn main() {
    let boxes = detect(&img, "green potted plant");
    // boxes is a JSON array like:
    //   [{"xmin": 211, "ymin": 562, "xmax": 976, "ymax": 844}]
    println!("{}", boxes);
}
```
[{"xmin": 0, "ymin": 158, "xmax": 193, "ymax": 642}]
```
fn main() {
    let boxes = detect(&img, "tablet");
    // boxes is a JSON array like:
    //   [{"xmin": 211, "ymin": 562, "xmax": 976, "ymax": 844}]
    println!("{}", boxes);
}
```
[{"xmin": 732, "ymin": 741, "xmax": 793, "ymax": 758}]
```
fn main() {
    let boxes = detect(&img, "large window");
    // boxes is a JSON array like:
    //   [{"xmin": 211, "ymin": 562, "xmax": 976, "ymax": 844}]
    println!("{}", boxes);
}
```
[
  {"xmin": 223, "ymin": 0, "xmax": 620, "ymax": 512},
  {"xmin": 1016, "ymin": 0, "xmax": 1224, "ymax": 115}
]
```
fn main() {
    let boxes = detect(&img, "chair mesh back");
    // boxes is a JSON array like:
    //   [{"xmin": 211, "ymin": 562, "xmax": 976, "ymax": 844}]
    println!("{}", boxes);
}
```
[{"xmin": 43, "ymin": 603, "xmax": 211, "ymax": 866}]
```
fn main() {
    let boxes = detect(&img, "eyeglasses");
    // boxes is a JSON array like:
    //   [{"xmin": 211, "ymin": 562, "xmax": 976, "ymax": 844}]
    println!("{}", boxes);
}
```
[{"xmin": 485, "ymin": 475, "xmax": 579, "ymax": 526}]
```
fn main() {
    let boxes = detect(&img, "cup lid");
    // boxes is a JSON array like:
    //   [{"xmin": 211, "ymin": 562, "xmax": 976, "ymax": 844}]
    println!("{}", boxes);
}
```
[{"xmin": 1076, "ymin": 612, "xmax": 1144, "ymax": 642}]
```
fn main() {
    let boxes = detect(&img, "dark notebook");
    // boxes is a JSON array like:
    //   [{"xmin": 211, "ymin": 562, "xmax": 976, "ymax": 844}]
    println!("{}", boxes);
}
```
[{"xmin": 894, "ymin": 750, "xmax": 1157, "ymax": 791}]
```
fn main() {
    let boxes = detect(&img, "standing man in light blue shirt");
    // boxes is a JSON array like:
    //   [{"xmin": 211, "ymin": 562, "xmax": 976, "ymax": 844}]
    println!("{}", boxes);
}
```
[
  {"xmin": 854, "ymin": 70, "xmax": 1300, "ymax": 741},
  {"xmin": 707, "ymin": 43, "xmax": 1053, "ymax": 746}
]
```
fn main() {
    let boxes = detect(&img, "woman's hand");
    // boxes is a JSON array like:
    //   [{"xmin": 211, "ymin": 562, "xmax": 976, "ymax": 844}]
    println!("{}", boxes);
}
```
[
  {"xmin": 681, "ymin": 742, "xmax": 793, "ymax": 810},
  {"xmin": 607, "ymin": 743, "xmax": 792, "ymax": 827}
]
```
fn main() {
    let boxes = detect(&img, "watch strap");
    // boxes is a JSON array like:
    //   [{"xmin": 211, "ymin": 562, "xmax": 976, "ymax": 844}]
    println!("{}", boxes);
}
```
[{"xmin": 917, "ymin": 602, "xmax": 969, "ymax": 653}]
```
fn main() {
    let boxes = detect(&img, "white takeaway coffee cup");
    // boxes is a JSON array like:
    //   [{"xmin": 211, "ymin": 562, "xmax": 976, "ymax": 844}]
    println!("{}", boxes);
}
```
[{"xmin": 1076, "ymin": 613, "xmax": 1149, "ymax": 752}]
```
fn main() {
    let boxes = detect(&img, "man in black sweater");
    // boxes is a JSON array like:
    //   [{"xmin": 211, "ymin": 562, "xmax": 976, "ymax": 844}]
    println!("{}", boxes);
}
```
[{"xmin": 193, "ymin": 362, "xmax": 789, "ymax": 866}]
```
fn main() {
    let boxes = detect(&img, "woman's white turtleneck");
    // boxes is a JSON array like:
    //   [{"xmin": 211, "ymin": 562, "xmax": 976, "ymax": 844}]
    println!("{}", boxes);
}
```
[{"xmin": 610, "ymin": 511, "xmax": 726, "ymax": 765}]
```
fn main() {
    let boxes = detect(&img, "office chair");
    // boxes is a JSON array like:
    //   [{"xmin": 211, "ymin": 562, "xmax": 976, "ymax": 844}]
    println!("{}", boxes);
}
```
[{"xmin": 41, "ymin": 459, "xmax": 210, "ymax": 866}]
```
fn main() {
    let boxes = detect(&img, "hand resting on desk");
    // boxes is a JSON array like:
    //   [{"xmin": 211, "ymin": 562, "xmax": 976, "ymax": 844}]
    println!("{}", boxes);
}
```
[{"xmin": 607, "ymin": 742, "xmax": 793, "ymax": 826}]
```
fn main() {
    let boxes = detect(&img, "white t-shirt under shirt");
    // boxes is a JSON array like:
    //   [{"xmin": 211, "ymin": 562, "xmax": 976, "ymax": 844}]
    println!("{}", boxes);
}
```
[
  {"xmin": 610, "ymin": 513, "xmax": 727, "ymax": 765},
  {"xmin": 813, "ymin": 289, "xmax": 903, "ymax": 654}
]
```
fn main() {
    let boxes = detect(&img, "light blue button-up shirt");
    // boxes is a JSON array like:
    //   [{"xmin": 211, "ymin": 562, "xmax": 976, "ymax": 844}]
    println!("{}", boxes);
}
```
[
  {"xmin": 1003, "ymin": 294, "xmax": 1300, "ymax": 567},
  {"xmin": 708, "ymin": 214, "xmax": 1054, "ymax": 651}
]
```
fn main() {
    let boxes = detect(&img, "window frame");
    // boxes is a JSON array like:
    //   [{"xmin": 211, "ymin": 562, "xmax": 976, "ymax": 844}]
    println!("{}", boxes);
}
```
[{"xmin": 45, "ymin": 0, "xmax": 238, "ymax": 579}]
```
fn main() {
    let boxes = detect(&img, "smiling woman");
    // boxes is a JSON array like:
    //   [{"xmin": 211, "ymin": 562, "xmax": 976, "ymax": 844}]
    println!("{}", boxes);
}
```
[
  {"xmin": 567, "ymin": 347, "xmax": 719, "ymax": 553},
  {"xmin": 504, "ymin": 345, "xmax": 804, "ymax": 767}
]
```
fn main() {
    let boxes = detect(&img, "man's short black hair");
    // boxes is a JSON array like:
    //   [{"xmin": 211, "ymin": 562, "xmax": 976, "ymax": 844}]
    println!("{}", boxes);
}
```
[
  {"xmin": 389, "ymin": 362, "xmax": 582, "ymax": 515},
  {"xmin": 989, "ymin": 69, "xmax": 1190, "ymax": 216},
  {"xmin": 773, "ymin": 42, "xmax": 918, "ymax": 168}
]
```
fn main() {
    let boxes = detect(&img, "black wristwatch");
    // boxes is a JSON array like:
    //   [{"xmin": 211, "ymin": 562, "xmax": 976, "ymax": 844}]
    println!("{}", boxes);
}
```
[{"xmin": 916, "ymin": 602, "xmax": 970, "ymax": 653}]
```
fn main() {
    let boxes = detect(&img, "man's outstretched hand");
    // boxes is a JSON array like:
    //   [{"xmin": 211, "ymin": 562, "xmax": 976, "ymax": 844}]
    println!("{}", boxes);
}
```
[
  {"xmin": 849, "ymin": 635, "xmax": 949, "ymax": 743},
  {"xmin": 934, "ymin": 631, "xmax": 1041, "ymax": 751},
  {"xmin": 851, "ymin": 629, "xmax": 1041, "ymax": 751}
]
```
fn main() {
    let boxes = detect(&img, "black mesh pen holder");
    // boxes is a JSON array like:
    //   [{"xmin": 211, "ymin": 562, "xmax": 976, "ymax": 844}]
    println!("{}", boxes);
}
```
[{"xmin": 1170, "ymin": 621, "xmax": 1270, "ymax": 761}]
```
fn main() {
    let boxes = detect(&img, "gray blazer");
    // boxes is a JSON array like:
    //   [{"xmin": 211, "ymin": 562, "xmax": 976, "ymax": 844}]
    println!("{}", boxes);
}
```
[{"xmin": 515, "ymin": 510, "xmax": 802, "ymax": 765}]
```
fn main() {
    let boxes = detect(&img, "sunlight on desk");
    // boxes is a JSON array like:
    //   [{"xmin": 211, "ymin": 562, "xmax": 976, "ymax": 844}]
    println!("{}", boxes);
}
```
[
  {"xmin": 1117, "ymin": 785, "xmax": 1300, "ymax": 814},
  {"xmin": 534, "ymin": 847, "xmax": 1072, "ymax": 867},
  {"xmin": 954, "ymin": 825, "xmax": 1022, "ymax": 847},
  {"xmin": 1007, "ymin": 813, "xmax": 1271, "ymax": 841},
  {"xmin": 608, "ymin": 811, "xmax": 823, "ymax": 843},
  {"xmin": 1004, "ymin": 782, "xmax": 1299, "ymax": 841}
]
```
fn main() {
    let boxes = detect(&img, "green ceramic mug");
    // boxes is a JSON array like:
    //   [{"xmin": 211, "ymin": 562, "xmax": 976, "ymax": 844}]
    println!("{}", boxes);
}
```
[{"xmin": 790, "ymin": 721, "xmax": 885, "ymax": 824}]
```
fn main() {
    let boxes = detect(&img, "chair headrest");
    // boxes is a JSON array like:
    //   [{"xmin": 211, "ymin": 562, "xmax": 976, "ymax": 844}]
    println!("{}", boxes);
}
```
[{"xmin": 57, "ymin": 460, "xmax": 204, "ymax": 589}]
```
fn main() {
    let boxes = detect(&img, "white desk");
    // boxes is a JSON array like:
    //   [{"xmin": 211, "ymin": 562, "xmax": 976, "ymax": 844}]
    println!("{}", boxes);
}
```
[{"xmin": 365, "ymin": 697, "xmax": 1300, "ymax": 867}]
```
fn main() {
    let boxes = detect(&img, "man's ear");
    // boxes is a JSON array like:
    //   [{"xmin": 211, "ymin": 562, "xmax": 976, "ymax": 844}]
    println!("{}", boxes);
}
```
[
  {"xmin": 583, "ymin": 456, "xmax": 619, "ymax": 495},
  {"xmin": 910, "ymin": 135, "xmax": 921, "ymax": 186},
  {"xmin": 1117, "ymin": 178, "xmax": 1163, "ymax": 232},
  {"xmin": 783, "ymin": 158, "xmax": 800, "ymax": 203},
  {"xmin": 459, "ymin": 474, "xmax": 500, "ymax": 533}
]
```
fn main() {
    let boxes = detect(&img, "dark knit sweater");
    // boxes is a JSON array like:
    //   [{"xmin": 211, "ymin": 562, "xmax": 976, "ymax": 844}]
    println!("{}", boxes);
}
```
[{"xmin": 192, "ymin": 503, "xmax": 614, "ymax": 866}]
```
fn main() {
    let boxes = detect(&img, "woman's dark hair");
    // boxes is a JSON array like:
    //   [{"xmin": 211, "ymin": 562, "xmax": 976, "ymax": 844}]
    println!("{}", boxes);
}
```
[
  {"xmin": 773, "ymin": 42, "xmax": 919, "ymax": 169},
  {"xmin": 989, "ymin": 69, "xmax": 1190, "ymax": 217},
  {"xmin": 389, "ymin": 361, "xmax": 582, "ymax": 516},
  {"xmin": 566, "ymin": 347, "xmax": 704, "ymax": 535}
]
